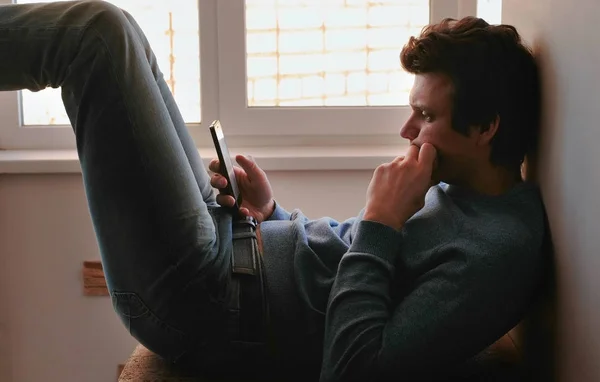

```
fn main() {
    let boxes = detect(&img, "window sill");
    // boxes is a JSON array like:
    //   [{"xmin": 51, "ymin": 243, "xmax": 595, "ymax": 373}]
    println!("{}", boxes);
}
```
[{"xmin": 0, "ymin": 144, "xmax": 406, "ymax": 174}]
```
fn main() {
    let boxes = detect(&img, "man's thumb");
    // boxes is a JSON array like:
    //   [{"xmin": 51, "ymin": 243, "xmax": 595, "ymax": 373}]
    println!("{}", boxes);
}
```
[{"xmin": 236, "ymin": 154, "xmax": 260, "ymax": 176}]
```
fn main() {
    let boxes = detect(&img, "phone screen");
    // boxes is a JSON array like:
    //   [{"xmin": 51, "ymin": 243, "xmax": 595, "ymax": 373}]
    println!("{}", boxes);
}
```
[{"xmin": 209, "ymin": 120, "xmax": 241, "ymax": 208}]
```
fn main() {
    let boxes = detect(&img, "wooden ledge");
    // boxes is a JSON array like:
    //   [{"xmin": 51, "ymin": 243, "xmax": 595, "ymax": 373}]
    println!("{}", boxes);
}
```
[
  {"xmin": 118, "ymin": 337, "xmax": 524, "ymax": 382},
  {"xmin": 118, "ymin": 344, "xmax": 201, "ymax": 382}
]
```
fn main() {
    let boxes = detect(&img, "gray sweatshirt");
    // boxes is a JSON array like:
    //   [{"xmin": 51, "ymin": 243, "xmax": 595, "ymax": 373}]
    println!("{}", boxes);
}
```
[{"xmin": 258, "ymin": 182, "xmax": 545, "ymax": 382}]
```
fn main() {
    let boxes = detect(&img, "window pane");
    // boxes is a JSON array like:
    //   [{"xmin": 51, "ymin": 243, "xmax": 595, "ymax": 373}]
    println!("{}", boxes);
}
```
[
  {"xmin": 245, "ymin": 0, "xmax": 429, "ymax": 107},
  {"xmin": 16, "ymin": 0, "xmax": 200, "ymax": 125},
  {"xmin": 477, "ymin": 0, "xmax": 502, "ymax": 25}
]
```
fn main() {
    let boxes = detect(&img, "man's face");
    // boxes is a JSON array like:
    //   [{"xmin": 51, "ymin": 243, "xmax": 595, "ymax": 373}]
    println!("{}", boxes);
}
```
[{"xmin": 400, "ymin": 72, "xmax": 481, "ymax": 184}]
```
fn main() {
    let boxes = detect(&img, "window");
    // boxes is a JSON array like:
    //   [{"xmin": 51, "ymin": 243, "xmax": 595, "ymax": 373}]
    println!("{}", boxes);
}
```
[
  {"xmin": 1, "ymin": 0, "xmax": 201, "ymax": 149},
  {"xmin": 477, "ymin": 0, "xmax": 502, "ymax": 25},
  {"xmin": 245, "ymin": 1, "xmax": 429, "ymax": 108},
  {"xmin": 17, "ymin": 0, "xmax": 200, "ymax": 126},
  {"xmin": 0, "ymin": 0, "xmax": 501, "ymax": 150}
]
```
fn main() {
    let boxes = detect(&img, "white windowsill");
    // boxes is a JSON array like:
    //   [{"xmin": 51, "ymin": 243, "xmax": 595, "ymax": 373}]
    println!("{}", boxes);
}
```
[{"xmin": 0, "ymin": 145, "xmax": 405, "ymax": 174}]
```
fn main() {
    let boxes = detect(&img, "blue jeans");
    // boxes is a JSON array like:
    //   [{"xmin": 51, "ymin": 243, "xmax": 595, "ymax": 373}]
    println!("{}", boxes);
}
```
[{"xmin": 0, "ymin": 0, "xmax": 246, "ymax": 373}]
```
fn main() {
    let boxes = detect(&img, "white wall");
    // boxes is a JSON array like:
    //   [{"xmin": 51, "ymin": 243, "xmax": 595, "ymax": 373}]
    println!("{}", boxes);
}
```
[
  {"xmin": 503, "ymin": 1, "xmax": 600, "ymax": 381},
  {"xmin": 0, "ymin": 170, "xmax": 371, "ymax": 382}
]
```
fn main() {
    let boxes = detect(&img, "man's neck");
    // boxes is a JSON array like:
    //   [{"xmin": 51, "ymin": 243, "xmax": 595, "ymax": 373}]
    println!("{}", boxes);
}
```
[{"xmin": 462, "ymin": 164, "xmax": 522, "ymax": 196}]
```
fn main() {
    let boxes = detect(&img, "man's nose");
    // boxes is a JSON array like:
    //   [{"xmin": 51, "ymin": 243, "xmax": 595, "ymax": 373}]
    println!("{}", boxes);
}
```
[{"xmin": 400, "ymin": 121, "xmax": 419, "ymax": 141}]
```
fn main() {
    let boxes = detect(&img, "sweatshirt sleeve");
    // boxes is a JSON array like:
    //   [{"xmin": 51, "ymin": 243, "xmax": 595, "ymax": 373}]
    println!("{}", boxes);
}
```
[
  {"xmin": 266, "ymin": 200, "xmax": 292, "ymax": 221},
  {"xmin": 319, "ymin": 220, "xmax": 541, "ymax": 382}
]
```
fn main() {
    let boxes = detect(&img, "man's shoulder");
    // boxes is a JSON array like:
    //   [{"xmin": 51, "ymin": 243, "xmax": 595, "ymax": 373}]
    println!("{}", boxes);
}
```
[
  {"xmin": 421, "ymin": 181, "xmax": 545, "ymax": 256},
  {"xmin": 430, "ymin": 181, "xmax": 544, "ymax": 226}
]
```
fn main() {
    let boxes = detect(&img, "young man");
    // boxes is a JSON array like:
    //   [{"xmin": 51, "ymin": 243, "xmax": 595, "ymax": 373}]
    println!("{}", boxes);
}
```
[{"xmin": 0, "ymin": 1, "xmax": 545, "ymax": 381}]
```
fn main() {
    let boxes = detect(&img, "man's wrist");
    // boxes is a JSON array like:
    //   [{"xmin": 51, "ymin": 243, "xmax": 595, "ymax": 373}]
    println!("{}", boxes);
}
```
[
  {"xmin": 262, "ymin": 199, "xmax": 276, "ymax": 221},
  {"xmin": 363, "ymin": 210, "xmax": 404, "ymax": 231}
]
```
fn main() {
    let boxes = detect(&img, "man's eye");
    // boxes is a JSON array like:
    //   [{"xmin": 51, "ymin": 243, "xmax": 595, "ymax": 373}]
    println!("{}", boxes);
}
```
[{"xmin": 421, "ymin": 111, "xmax": 432, "ymax": 122}]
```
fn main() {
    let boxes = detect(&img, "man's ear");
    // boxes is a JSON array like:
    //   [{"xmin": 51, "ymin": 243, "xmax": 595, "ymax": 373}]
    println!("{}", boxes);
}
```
[{"xmin": 476, "ymin": 115, "xmax": 500, "ymax": 146}]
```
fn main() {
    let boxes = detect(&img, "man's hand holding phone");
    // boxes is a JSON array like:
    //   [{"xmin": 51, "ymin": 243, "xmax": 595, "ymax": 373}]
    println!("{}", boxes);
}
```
[
  {"xmin": 209, "ymin": 155, "xmax": 276, "ymax": 223},
  {"xmin": 363, "ymin": 143, "xmax": 438, "ymax": 231}
]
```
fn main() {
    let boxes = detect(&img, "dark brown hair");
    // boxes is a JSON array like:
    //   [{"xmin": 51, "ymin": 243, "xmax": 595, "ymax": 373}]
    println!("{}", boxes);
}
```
[{"xmin": 400, "ymin": 17, "xmax": 541, "ymax": 170}]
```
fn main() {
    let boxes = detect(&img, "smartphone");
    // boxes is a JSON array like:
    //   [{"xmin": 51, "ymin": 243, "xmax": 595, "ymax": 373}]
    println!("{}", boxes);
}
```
[{"xmin": 209, "ymin": 120, "xmax": 242, "ymax": 210}]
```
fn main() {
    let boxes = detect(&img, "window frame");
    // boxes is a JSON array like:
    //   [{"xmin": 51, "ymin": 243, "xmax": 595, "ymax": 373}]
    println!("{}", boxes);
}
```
[
  {"xmin": 1, "ymin": 0, "xmax": 482, "ymax": 150},
  {"xmin": 212, "ymin": 0, "xmax": 479, "ymax": 144}
]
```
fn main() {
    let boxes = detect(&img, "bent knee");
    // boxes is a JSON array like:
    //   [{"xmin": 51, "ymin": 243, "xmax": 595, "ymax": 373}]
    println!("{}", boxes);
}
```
[{"xmin": 70, "ymin": 0, "xmax": 136, "ymax": 43}]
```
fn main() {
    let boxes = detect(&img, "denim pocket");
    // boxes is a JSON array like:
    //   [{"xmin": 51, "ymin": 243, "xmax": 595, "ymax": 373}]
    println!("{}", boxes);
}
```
[
  {"xmin": 112, "ymin": 291, "xmax": 148, "ymax": 320},
  {"xmin": 111, "ymin": 291, "xmax": 187, "ymax": 363}
]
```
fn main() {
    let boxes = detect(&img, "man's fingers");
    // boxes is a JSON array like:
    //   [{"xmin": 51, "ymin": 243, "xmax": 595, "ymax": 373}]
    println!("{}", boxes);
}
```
[
  {"xmin": 418, "ymin": 142, "xmax": 437, "ymax": 168},
  {"xmin": 406, "ymin": 144, "xmax": 419, "ymax": 160},
  {"xmin": 392, "ymin": 144, "xmax": 418, "ymax": 164},
  {"xmin": 210, "ymin": 173, "xmax": 227, "ymax": 189},
  {"xmin": 216, "ymin": 194, "xmax": 236, "ymax": 208},
  {"xmin": 391, "ymin": 155, "xmax": 405, "ymax": 164},
  {"xmin": 208, "ymin": 158, "xmax": 221, "ymax": 173}
]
